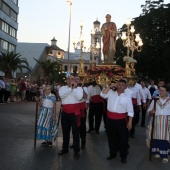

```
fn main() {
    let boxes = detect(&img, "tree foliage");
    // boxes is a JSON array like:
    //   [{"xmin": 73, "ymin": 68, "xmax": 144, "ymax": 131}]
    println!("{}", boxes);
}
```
[
  {"xmin": 116, "ymin": 0, "xmax": 170, "ymax": 82},
  {"xmin": 34, "ymin": 58, "xmax": 66, "ymax": 83},
  {"xmin": 0, "ymin": 51, "xmax": 30, "ymax": 78}
]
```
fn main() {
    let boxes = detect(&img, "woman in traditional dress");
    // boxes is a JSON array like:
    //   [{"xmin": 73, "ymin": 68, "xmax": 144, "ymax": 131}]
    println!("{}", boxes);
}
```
[
  {"xmin": 146, "ymin": 85, "xmax": 170, "ymax": 163},
  {"xmin": 35, "ymin": 85, "xmax": 57, "ymax": 146}
]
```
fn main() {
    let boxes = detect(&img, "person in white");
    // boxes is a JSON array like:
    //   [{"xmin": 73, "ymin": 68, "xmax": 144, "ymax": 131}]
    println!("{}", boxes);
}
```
[
  {"xmin": 100, "ymin": 79, "xmax": 134, "ymax": 164},
  {"xmin": 58, "ymin": 75, "xmax": 83, "ymax": 158},
  {"xmin": 74, "ymin": 76, "xmax": 88, "ymax": 149},
  {"xmin": 146, "ymin": 85, "xmax": 170, "ymax": 163},
  {"xmin": 87, "ymin": 81, "xmax": 104, "ymax": 134},
  {"xmin": 127, "ymin": 82, "xmax": 141, "ymax": 138},
  {"xmin": 140, "ymin": 80, "xmax": 152, "ymax": 127}
]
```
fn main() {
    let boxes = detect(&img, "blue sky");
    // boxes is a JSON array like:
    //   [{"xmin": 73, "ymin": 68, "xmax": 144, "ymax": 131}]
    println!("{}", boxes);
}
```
[{"xmin": 17, "ymin": 0, "xmax": 169, "ymax": 52}]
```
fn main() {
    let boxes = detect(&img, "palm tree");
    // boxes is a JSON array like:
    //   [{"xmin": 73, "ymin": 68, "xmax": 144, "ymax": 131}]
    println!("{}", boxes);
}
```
[
  {"xmin": 34, "ymin": 58, "xmax": 64, "ymax": 82},
  {"xmin": 0, "ymin": 51, "xmax": 30, "ymax": 78}
]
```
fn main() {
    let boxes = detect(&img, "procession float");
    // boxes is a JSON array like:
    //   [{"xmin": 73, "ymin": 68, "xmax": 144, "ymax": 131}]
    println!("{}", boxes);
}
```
[{"xmin": 78, "ymin": 17, "xmax": 143, "ymax": 85}]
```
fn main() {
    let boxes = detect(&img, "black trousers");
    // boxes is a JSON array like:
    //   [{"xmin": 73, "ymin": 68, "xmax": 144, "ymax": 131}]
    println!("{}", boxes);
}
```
[
  {"xmin": 4, "ymin": 90, "xmax": 10, "ymax": 102},
  {"xmin": 79, "ymin": 109, "xmax": 87, "ymax": 146},
  {"xmin": 130, "ymin": 104, "xmax": 139, "ymax": 136},
  {"xmin": 0, "ymin": 88, "xmax": 5, "ymax": 102},
  {"xmin": 141, "ymin": 103, "xmax": 146, "ymax": 126},
  {"xmin": 102, "ymin": 100, "xmax": 107, "ymax": 129},
  {"xmin": 106, "ymin": 118, "xmax": 128, "ymax": 159},
  {"xmin": 88, "ymin": 102, "xmax": 103, "ymax": 131},
  {"xmin": 61, "ymin": 112, "xmax": 80, "ymax": 152}
]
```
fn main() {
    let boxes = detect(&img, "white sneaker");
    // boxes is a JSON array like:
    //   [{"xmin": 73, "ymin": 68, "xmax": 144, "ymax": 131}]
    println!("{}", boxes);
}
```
[
  {"xmin": 155, "ymin": 154, "xmax": 160, "ymax": 158},
  {"xmin": 162, "ymin": 158, "xmax": 168, "ymax": 163}
]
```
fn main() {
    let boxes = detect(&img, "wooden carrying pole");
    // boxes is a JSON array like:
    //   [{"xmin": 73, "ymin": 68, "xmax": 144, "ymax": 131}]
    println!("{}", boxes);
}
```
[
  {"xmin": 149, "ymin": 98, "xmax": 157, "ymax": 161},
  {"xmin": 34, "ymin": 101, "xmax": 38, "ymax": 147}
]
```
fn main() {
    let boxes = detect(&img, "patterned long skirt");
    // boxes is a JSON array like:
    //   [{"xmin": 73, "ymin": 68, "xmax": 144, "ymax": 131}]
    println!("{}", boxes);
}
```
[
  {"xmin": 146, "ymin": 115, "xmax": 170, "ymax": 158},
  {"xmin": 36, "ymin": 107, "xmax": 58, "ymax": 141}
]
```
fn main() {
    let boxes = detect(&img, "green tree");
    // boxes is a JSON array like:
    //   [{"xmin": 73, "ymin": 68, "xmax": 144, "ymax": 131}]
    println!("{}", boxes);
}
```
[
  {"xmin": 34, "ymin": 58, "xmax": 65, "ymax": 83},
  {"xmin": 116, "ymin": 0, "xmax": 170, "ymax": 82},
  {"xmin": 0, "ymin": 51, "xmax": 30, "ymax": 78}
]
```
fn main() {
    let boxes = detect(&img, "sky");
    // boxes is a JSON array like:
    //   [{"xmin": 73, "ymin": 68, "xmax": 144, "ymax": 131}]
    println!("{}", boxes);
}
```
[{"xmin": 17, "ymin": 0, "xmax": 169, "ymax": 52}]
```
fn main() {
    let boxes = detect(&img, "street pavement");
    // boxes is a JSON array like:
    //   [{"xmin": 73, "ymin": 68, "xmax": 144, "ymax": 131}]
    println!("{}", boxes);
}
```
[{"xmin": 0, "ymin": 101, "xmax": 170, "ymax": 170}]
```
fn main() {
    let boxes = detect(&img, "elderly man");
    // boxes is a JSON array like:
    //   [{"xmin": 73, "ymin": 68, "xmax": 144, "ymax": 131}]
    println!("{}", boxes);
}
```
[{"xmin": 101, "ymin": 14, "xmax": 117, "ymax": 63}]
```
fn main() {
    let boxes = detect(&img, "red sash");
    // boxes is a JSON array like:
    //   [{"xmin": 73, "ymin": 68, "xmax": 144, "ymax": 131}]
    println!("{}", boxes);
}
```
[
  {"xmin": 79, "ymin": 101, "xmax": 86, "ymax": 117},
  {"xmin": 107, "ymin": 110, "xmax": 127, "ymax": 120},
  {"xmin": 62, "ymin": 104, "xmax": 80, "ymax": 126},
  {"xmin": 91, "ymin": 95, "xmax": 104, "ymax": 103},
  {"xmin": 132, "ymin": 98, "xmax": 137, "ymax": 105}
]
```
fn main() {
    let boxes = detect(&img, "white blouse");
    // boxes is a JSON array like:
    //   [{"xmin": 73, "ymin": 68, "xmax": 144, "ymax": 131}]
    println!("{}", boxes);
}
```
[
  {"xmin": 147, "ymin": 97, "xmax": 170, "ymax": 116},
  {"xmin": 42, "ymin": 93, "xmax": 54, "ymax": 108}
]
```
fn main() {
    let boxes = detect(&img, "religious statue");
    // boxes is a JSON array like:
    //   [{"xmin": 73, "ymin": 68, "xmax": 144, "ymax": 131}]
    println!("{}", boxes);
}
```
[{"xmin": 101, "ymin": 14, "xmax": 117, "ymax": 63}]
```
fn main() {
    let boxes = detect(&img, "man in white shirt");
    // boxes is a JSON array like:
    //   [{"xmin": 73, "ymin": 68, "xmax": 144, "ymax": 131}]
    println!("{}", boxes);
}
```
[
  {"xmin": 58, "ymin": 75, "xmax": 83, "ymax": 158},
  {"xmin": 74, "ymin": 76, "xmax": 88, "ymax": 149},
  {"xmin": 128, "ymin": 83, "xmax": 141, "ymax": 138},
  {"xmin": 140, "ymin": 80, "xmax": 152, "ymax": 127},
  {"xmin": 87, "ymin": 81, "xmax": 104, "ymax": 134},
  {"xmin": 100, "ymin": 79, "xmax": 134, "ymax": 164}
]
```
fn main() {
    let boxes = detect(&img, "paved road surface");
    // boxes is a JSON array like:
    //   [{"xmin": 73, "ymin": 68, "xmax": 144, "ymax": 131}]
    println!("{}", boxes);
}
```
[{"xmin": 0, "ymin": 101, "xmax": 169, "ymax": 170}]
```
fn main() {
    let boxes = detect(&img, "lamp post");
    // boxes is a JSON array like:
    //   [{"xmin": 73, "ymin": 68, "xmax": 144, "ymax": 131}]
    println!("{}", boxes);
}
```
[
  {"xmin": 72, "ymin": 21, "xmax": 86, "ymax": 76},
  {"xmin": 89, "ymin": 30, "xmax": 100, "ymax": 67},
  {"xmin": 121, "ymin": 18, "xmax": 143, "ymax": 77},
  {"xmin": 67, "ymin": 0, "xmax": 72, "ymax": 72}
]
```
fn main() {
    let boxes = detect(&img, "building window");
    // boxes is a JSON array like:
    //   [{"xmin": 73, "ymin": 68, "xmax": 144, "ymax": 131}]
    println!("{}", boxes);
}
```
[
  {"xmin": 10, "ymin": 27, "xmax": 16, "ymax": 38},
  {"xmin": 2, "ymin": 21, "xmax": 9, "ymax": 33},
  {"xmin": 2, "ymin": 3, "xmax": 10, "ymax": 15},
  {"xmin": 9, "ymin": 44, "xmax": 15, "ymax": 52},
  {"xmin": 10, "ymin": 9, "xmax": 17, "ymax": 22},
  {"xmin": 1, "ymin": 39, "xmax": 8, "ymax": 51}
]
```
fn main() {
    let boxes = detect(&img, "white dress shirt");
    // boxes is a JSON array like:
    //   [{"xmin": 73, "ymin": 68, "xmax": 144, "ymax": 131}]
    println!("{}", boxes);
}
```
[
  {"xmin": 142, "ymin": 87, "xmax": 152, "ymax": 100},
  {"xmin": 80, "ymin": 86, "xmax": 88, "ymax": 103},
  {"xmin": 147, "ymin": 97, "xmax": 170, "ymax": 116},
  {"xmin": 100, "ymin": 90, "xmax": 134, "ymax": 117},
  {"xmin": 87, "ymin": 85, "xmax": 101, "ymax": 103},
  {"xmin": 128, "ymin": 86, "xmax": 141, "ymax": 105},
  {"xmin": 135, "ymin": 83, "xmax": 146, "ymax": 103},
  {"xmin": 59, "ymin": 86, "xmax": 83, "ymax": 105}
]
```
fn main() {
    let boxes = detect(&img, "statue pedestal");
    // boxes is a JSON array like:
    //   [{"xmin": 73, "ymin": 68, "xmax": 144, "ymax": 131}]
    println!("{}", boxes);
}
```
[{"xmin": 84, "ymin": 64, "xmax": 126, "ymax": 85}]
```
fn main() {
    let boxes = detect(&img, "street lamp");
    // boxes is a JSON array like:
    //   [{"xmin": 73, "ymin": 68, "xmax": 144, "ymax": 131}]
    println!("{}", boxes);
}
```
[
  {"xmin": 121, "ymin": 18, "xmax": 143, "ymax": 58},
  {"xmin": 72, "ymin": 21, "xmax": 86, "ymax": 55},
  {"xmin": 67, "ymin": 0, "xmax": 72, "ymax": 72},
  {"xmin": 72, "ymin": 21, "xmax": 86, "ymax": 76},
  {"xmin": 121, "ymin": 18, "xmax": 143, "ymax": 77}
]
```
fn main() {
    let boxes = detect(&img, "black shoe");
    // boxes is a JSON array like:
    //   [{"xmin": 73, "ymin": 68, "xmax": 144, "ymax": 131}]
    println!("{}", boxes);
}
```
[
  {"xmin": 41, "ymin": 141, "xmax": 48, "ymax": 146},
  {"xmin": 47, "ymin": 142, "xmax": 52, "ymax": 146},
  {"xmin": 58, "ymin": 149, "xmax": 69, "ymax": 155},
  {"xmin": 86, "ymin": 129, "xmax": 93, "ymax": 133},
  {"xmin": 70, "ymin": 144, "xmax": 74, "ymax": 148},
  {"xmin": 81, "ymin": 145, "xmax": 85, "ymax": 150},
  {"xmin": 106, "ymin": 154, "xmax": 117, "ymax": 160},
  {"xmin": 74, "ymin": 152, "xmax": 80, "ymax": 159},
  {"xmin": 121, "ymin": 158, "xmax": 127, "ymax": 164}
]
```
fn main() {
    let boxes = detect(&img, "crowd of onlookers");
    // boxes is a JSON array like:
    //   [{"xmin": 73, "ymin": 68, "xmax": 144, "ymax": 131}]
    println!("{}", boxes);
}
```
[
  {"xmin": 0, "ymin": 76, "xmax": 170, "ymax": 104},
  {"xmin": 0, "ymin": 77, "xmax": 61, "ymax": 103}
]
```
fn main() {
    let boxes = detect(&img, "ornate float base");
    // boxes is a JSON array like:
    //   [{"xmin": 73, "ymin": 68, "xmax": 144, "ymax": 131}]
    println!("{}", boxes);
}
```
[{"xmin": 84, "ymin": 64, "xmax": 126, "ymax": 85}]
